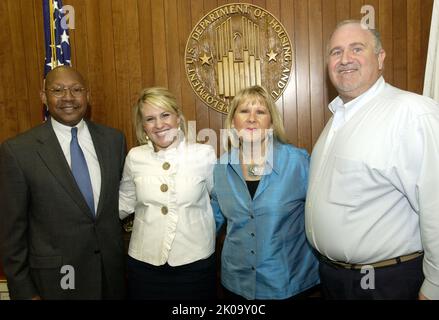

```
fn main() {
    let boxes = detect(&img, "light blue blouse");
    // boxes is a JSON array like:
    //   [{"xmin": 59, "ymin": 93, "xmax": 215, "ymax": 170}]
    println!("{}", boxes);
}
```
[{"xmin": 211, "ymin": 140, "xmax": 319, "ymax": 300}]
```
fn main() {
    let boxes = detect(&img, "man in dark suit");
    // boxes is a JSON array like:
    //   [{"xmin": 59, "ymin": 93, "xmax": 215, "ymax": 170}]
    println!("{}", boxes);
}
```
[{"xmin": 0, "ymin": 66, "xmax": 127, "ymax": 299}]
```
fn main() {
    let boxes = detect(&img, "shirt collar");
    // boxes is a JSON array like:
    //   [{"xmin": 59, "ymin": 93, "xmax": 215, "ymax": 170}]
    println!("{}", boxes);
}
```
[
  {"xmin": 147, "ymin": 135, "xmax": 186, "ymax": 159},
  {"xmin": 266, "ymin": 138, "xmax": 278, "ymax": 175},
  {"xmin": 329, "ymin": 76, "xmax": 386, "ymax": 116},
  {"xmin": 229, "ymin": 135, "xmax": 279, "ymax": 175},
  {"xmin": 51, "ymin": 117, "xmax": 86, "ymax": 135}
]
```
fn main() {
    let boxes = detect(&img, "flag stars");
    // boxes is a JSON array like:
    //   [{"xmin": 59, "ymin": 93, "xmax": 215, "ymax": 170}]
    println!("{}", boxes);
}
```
[
  {"xmin": 61, "ymin": 30, "xmax": 70, "ymax": 44},
  {"xmin": 56, "ymin": 44, "xmax": 64, "ymax": 56},
  {"xmin": 46, "ymin": 61, "xmax": 56, "ymax": 69}
]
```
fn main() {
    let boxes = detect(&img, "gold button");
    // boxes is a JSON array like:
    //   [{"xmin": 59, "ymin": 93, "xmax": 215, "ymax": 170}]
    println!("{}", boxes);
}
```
[
  {"xmin": 161, "ymin": 206, "xmax": 168, "ymax": 215},
  {"xmin": 162, "ymin": 162, "xmax": 170, "ymax": 170},
  {"xmin": 160, "ymin": 184, "xmax": 168, "ymax": 192}
]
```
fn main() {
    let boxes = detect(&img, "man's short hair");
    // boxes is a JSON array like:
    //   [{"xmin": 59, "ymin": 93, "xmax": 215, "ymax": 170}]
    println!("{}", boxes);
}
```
[{"xmin": 328, "ymin": 20, "xmax": 383, "ymax": 54}]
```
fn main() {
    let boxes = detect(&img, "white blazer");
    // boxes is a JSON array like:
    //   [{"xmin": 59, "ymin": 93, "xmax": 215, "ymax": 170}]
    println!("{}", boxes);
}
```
[{"xmin": 119, "ymin": 140, "xmax": 217, "ymax": 266}]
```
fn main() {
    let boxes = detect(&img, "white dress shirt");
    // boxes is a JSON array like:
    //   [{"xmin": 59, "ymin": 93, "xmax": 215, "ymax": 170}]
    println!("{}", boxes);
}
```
[
  {"xmin": 119, "ymin": 140, "xmax": 217, "ymax": 267},
  {"xmin": 51, "ymin": 118, "xmax": 101, "ymax": 213},
  {"xmin": 305, "ymin": 77, "xmax": 439, "ymax": 299}
]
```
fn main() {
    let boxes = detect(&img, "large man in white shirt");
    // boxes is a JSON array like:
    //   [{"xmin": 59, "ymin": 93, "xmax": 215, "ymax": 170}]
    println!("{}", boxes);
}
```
[{"xmin": 305, "ymin": 20, "xmax": 439, "ymax": 300}]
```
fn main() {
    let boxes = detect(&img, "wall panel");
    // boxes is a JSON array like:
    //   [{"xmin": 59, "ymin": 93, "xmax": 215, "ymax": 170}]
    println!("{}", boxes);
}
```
[
  {"xmin": 281, "ymin": 0, "xmax": 298, "ymax": 145},
  {"xmin": 0, "ymin": 0, "xmax": 434, "ymax": 154}
]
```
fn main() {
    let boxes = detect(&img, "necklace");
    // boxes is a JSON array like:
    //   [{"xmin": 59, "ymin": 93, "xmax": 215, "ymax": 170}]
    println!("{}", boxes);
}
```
[{"xmin": 247, "ymin": 163, "xmax": 265, "ymax": 177}]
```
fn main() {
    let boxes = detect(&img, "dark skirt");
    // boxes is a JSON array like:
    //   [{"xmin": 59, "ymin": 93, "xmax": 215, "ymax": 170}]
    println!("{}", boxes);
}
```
[{"xmin": 127, "ymin": 254, "xmax": 217, "ymax": 300}]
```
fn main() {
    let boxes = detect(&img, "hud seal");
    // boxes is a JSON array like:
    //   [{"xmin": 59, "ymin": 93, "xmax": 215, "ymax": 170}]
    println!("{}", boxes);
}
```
[{"xmin": 185, "ymin": 3, "xmax": 293, "ymax": 114}]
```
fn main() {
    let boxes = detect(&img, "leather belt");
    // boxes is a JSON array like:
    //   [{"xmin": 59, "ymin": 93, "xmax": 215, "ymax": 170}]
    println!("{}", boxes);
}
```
[{"xmin": 320, "ymin": 251, "xmax": 424, "ymax": 270}]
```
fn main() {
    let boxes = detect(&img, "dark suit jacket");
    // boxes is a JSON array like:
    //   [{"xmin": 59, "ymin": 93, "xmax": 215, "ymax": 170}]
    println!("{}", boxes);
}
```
[{"xmin": 0, "ymin": 119, "xmax": 127, "ymax": 299}]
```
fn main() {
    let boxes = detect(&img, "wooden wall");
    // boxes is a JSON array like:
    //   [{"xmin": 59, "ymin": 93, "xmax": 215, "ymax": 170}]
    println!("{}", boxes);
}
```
[{"xmin": 0, "ymin": 0, "xmax": 434, "ymax": 153}]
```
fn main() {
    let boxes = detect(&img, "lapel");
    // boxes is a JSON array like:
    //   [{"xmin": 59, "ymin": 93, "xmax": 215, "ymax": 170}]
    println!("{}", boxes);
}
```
[
  {"xmin": 228, "ymin": 147, "xmax": 245, "ymax": 182},
  {"xmin": 86, "ymin": 120, "xmax": 108, "ymax": 219},
  {"xmin": 223, "ymin": 148, "xmax": 251, "ymax": 200},
  {"xmin": 253, "ymin": 140, "xmax": 278, "ymax": 200},
  {"xmin": 35, "ymin": 120, "xmax": 94, "ymax": 219}
]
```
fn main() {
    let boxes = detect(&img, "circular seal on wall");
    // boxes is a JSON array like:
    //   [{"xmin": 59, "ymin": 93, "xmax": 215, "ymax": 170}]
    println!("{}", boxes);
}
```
[{"xmin": 185, "ymin": 3, "xmax": 293, "ymax": 114}]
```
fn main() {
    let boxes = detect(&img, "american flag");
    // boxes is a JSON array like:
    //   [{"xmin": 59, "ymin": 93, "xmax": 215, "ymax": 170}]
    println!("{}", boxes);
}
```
[
  {"xmin": 43, "ymin": 0, "xmax": 71, "ymax": 75},
  {"xmin": 42, "ymin": 0, "xmax": 72, "ymax": 118}
]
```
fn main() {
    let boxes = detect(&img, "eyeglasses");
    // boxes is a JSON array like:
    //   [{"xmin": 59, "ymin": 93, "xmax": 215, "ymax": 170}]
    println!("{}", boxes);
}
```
[{"xmin": 45, "ymin": 86, "xmax": 87, "ymax": 97}]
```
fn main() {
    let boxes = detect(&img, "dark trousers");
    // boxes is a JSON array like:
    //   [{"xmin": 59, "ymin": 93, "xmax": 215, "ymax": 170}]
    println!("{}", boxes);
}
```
[
  {"xmin": 127, "ymin": 254, "xmax": 217, "ymax": 300},
  {"xmin": 319, "ymin": 255, "xmax": 424, "ymax": 300}
]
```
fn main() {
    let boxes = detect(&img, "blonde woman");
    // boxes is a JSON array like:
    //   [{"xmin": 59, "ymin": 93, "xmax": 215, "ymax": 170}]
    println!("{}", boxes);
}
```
[
  {"xmin": 119, "ymin": 87, "xmax": 217, "ymax": 299},
  {"xmin": 211, "ymin": 85, "xmax": 319, "ymax": 300}
]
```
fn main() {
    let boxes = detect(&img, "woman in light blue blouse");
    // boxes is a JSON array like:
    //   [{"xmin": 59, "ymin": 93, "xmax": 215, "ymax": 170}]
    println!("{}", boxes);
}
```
[{"xmin": 212, "ymin": 85, "xmax": 319, "ymax": 300}]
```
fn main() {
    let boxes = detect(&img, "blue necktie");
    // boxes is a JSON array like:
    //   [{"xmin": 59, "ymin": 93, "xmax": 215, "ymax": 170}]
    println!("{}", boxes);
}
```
[{"xmin": 70, "ymin": 127, "xmax": 95, "ymax": 215}]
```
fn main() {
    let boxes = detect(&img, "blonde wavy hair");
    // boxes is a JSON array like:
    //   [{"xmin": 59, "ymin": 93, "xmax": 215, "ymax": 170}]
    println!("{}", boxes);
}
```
[
  {"xmin": 133, "ymin": 87, "xmax": 187, "ymax": 145},
  {"xmin": 224, "ymin": 85, "xmax": 288, "ymax": 149}
]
